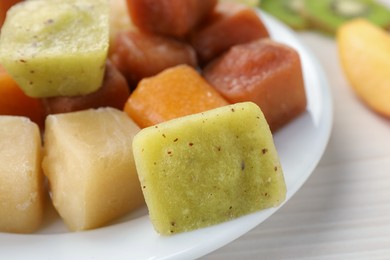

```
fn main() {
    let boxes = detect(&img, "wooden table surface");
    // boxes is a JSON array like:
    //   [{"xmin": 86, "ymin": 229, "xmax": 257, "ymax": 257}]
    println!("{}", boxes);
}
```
[{"xmin": 203, "ymin": 4, "xmax": 390, "ymax": 259}]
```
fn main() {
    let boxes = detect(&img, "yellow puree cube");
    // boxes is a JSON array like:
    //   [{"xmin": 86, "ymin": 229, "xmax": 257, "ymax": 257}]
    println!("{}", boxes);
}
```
[
  {"xmin": 0, "ymin": 116, "xmax": 44, "ymax": 233},
  {"xmin": 42, "ymin": 108, "xmax": 144, "ymax": 231},
  {"xmin": 133, "ymin": 102, "xmax": 286, "ymax": 235}
]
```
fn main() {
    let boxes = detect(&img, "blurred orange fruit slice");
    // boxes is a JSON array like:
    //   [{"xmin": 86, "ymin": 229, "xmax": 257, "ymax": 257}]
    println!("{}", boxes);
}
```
[{"xmin": 337, "ymin": 18, "xmax": 390, "ymax": 116}]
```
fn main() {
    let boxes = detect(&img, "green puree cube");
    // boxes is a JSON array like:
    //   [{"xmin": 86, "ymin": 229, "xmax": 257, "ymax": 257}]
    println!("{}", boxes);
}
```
[
  {"xmin": 0, "ymin": 0, "xmax": 109, "ymax": 97},
  {"xmin": 133, "ymin": 102, "xmax": 286, "ymax": 235}
]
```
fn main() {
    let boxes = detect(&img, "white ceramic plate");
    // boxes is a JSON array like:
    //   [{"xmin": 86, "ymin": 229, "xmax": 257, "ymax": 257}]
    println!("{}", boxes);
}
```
[{"xmin": 0, "ymin": 10, "xmax": 333, "ymax": 260}]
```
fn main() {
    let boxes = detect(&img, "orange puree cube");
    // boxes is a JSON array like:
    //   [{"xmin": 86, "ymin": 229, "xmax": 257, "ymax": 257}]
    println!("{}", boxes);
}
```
[
  {"xmin": 124, "ymin": 65, "xmax": 229, "ymax": 128},
  {"xmin": 42, "ymin": 61, "xmax": 130, "ymax": 115},
  {"xmin": 204, "ymin": 39, "xmax": 307, "ymax": 132},
  {"xmin": 0, "ymin": 65, "xmax": 45, "ymax": 128},
  {"xmin": 190, "ymin": 2, "xmax": 269, "ymax": 65}
]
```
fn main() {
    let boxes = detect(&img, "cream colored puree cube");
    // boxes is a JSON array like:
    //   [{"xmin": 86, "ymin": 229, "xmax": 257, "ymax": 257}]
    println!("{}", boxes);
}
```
[
  {"xmin": 133, "ymin": 102, "xmax": 286, "ymax": 235},
  {"xmin": 0, "ymin": 116, "xmax": 44, "ymax": 233},
  {"xmin": 43, "ymin": 108, "xmax": 144, "ymax": 231}
]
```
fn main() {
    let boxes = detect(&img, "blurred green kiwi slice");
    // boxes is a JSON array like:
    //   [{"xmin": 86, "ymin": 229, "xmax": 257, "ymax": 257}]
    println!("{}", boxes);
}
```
[
  {"xmin": 260, "ymin": 0, "xmax": 309, "ymax": 30},
  {"xmin": 304, "ymin": 0, "xmax": 390, "ymax": 35}
]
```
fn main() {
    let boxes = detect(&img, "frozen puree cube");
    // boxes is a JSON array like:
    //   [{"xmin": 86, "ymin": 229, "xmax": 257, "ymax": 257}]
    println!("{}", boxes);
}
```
[
  {"xmin": 190, "ymin": 2, "xmax": 269, "ymax": 65},
  {"xmin": 42, "ymin": 61, "xmax": 130, "ymax": 115},
  {"xmin": 204, "ymin": 39, "xmax": 307, "ymax": 132},
  {"xmin": 42, "ymin": 108, "xmax": 144, "ymax": 231},
  {"xmin": 133, "ymin": 102, "xmax": 286, "ymax": 235},
  {"xmin": 124, "ymin": 65, "xmax": 228, "ymax": 128},
  {"xmin": 0, "ymin": 65, "xmax": 45, "ymax": 128},
  {"xmin": 0, "ymin": 0, "xmax": 109, "ymax": 97},
  {"xmin": 0, "ymin": 116, "xmax": 44, "ymax": 233},
  {"xmin": 110, "ymin": 31, "xmax": 197, "ymax": 88},
  {"xmin": 126, "ymin": 0, "xmax": 217, "ymax": 38}
]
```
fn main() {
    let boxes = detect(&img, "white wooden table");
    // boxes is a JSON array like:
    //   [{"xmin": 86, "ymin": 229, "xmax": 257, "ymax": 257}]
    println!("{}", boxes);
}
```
[{"xmin": 203, "ymin": 7, "xmax": 390, "ymax": 260}]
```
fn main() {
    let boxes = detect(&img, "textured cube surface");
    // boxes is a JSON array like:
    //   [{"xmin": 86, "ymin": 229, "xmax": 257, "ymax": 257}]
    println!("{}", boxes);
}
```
[
  {"xmin": 124, "ymin": 65, "xmax": 228, "ymax": 128},
  {"xmin": 0, "ymin": 116, "xmax": 44, "ymax": 233},
  {"xmin": 204, "ymin": 39, "xmax": 307, "ymax": 132},
  {"xmin": 133, "ymin": 102, "xmax": 286, "ymax": 235},
  {"xmin": 126, "ymin": 0, "xmax": 217, "ymax": 37},
  {"xmin": 43, "ymin": 108, "xmax": 144, "ymax": 231},
  {"xmin": 0, "ymin": 0, "xmax": 109, "ymax": 97}
]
